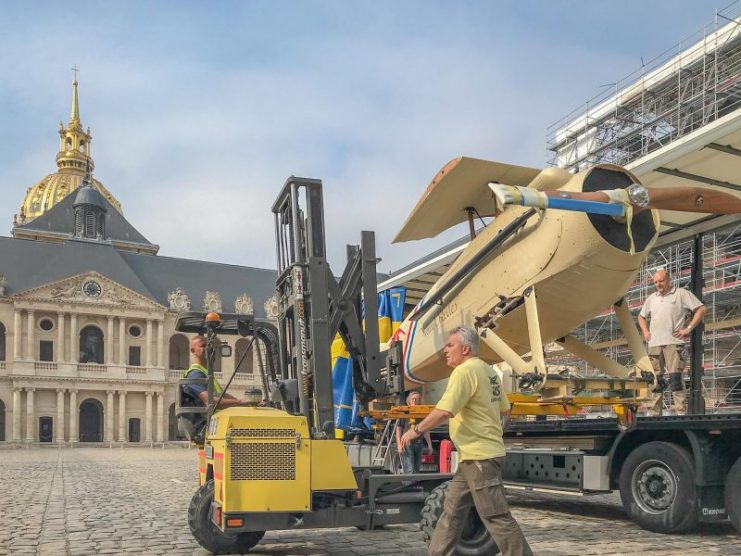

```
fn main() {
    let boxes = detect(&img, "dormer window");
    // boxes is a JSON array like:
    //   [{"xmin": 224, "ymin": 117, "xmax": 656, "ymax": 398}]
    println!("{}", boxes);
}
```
[{"xmin": 73, "ymin": 182, "xmax": 107, "ymax": 241}]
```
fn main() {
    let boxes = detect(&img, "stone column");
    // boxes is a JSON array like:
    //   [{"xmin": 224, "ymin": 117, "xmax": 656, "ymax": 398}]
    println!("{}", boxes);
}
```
[
  {"xmin": 25, "ymin": 388, "xmax": 35, "ymax": 441},
  {"xmin": 118, "ymin": 391, "xmax": 127, "ymax": 442},
  {"xmin": 69, "ymin": 389, "xmax": 78, "ymax": 442},
  {"xmin": 105, "ymin": 390, "xmax": 115, "ymax": 442},
  {"xmin": 26, "ymin": 310, "xmax": 35, "ymax": 361},
  {"xmin": 12, "ymin": 388, "xmax": 21, "ymax": 441},
  {"xmin": 69, "ymin": 313, "xmax": 77, "ymax": 362},
  {"xmin": 13, "ymin": 309, "xmax": 22, "ymax": 360},
  {"xmin": 156, "ymin": 392, "xmax": 165, "ymax": 442},
  {"xmin": 106, "ymin": 316, "xmax": 114, "ymax": 365},
  {"xmin": 145, "ymin": 391, "xmax": 153, "ymax": 442},
  {"xmin": 118, "ymin": 317, "xmax": 126, "ymax": 365},
  {"xmin": 145, "ymin": 319, "xmax": 153, "ymax": 367},
  {"xmin": 57, "ymin": 312, "xmax": 66, "ymax": 362},
  {"xmin": 157, "ymin": 319, "xmax": 164, "ymax": 367},
  {"xmin": 56, "ymin": 389, "xmax": 65, "ymax": 443}
]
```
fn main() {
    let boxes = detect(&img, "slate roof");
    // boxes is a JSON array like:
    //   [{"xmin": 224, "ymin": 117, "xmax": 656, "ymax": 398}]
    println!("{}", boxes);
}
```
[
  {"xmin": 0, "ymin": 235, "xmax": 278, "ymax": 317},
  {"xmin": 14, "ymin": 187, "xmax": 155, "ymax": 248},
  {"xmin": 3, "ymin": 185, "xmax": 389, "ymax": 317},
  {"xmin": 119, "ymin": 252, "xmax": 278, "ymax": 316}
]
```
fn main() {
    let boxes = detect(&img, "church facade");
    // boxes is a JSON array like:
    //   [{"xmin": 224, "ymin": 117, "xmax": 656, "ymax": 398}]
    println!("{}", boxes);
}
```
[{"xmin": 0, "ymin": 81, "xmax": 278, "ymax": 444}]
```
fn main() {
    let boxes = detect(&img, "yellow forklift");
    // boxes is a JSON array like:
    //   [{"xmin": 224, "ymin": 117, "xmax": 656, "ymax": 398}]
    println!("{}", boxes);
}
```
[{"xmin": 176, "ymin": 178, "xmax": 477, "ymax": 555}]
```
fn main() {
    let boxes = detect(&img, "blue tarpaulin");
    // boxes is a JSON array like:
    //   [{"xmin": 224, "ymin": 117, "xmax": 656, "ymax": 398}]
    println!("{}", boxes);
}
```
[{"xmin": 331, "ymin": 287, "xmax": 406, "ymax": 431}]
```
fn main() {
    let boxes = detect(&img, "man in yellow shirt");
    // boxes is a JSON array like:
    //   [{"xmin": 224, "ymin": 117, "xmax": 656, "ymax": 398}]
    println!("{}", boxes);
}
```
[{"xmin": 400, "ymin": 326, "xmax": 532, "ymax": 556}]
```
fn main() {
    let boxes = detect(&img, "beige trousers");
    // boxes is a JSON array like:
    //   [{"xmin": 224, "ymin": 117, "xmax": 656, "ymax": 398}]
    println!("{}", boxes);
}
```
[
  {"xmin": 647, "ymin": 344, "xmax": 686, "ymax": 416},
  {"xmin": 429, "ymin": 457, "xmax": 532, "ymax": 556}
]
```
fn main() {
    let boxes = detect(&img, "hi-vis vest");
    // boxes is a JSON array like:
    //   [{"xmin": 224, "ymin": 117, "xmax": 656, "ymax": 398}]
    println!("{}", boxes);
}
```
[{"xmin": 182, "ymin": 363, "xmax": 224, "ymax": 396}]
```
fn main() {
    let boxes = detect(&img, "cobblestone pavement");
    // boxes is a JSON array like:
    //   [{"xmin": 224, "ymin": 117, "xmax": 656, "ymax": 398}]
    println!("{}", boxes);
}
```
[{"xmin": 0, "ymin": 447, "xmax": 738, "ymax": 556}]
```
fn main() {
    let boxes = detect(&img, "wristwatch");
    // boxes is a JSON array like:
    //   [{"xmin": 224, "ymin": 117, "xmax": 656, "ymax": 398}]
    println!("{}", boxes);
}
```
[{"xmin": 413, "ymin": 424, "xmax": 422, "ymax": 435}]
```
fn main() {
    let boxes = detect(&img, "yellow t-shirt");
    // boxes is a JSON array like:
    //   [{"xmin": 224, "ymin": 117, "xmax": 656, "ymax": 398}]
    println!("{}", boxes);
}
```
[{"xmin": 435, "ymin": 357, "xmax": 510, "ymax": 461}]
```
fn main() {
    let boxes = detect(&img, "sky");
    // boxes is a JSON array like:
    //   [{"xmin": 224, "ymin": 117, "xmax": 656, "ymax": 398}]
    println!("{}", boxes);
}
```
[{"xmin": 0, "ymin": 0, "xmax": 733, "ymax": 274}]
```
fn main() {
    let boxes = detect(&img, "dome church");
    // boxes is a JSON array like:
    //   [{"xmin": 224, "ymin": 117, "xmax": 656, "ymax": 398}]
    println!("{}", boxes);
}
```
[{"xmin": 0, "ymin": 80, "xmax": 278, "ymax": 445}]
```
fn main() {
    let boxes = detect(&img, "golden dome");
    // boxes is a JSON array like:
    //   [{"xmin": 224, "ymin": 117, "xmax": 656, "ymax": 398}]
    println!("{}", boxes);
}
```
[
  {"xmin": 20, "ymin": 171, "xmax": 121, "ymax": 221},
  {"xmin": 17, "ymin": 80, "xmax": 122, "ymax": 224}
]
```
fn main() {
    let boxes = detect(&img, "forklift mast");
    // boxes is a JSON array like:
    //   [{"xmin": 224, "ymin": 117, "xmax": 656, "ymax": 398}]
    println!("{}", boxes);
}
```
[{"xmin": 272, "ymin": 177, "xmax": 387, "ymax": 440}]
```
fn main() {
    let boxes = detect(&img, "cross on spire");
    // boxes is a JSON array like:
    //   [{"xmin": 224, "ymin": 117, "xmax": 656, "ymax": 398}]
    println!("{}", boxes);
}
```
[{"xmin": 71, "ymin": 65, "xmax": 80, "ymax": 82}]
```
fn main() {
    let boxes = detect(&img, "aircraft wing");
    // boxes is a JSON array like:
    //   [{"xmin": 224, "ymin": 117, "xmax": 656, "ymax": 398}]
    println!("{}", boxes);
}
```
[{"xmin": 394, "ymin": 156, "xmax": 542, "ymax": 242}]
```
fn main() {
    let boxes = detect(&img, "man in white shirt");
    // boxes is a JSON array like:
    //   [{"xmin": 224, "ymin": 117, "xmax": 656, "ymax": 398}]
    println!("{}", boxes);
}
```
[{"xmin": 638, "ymin": 268, "xmax": 706, "ymax": 415}]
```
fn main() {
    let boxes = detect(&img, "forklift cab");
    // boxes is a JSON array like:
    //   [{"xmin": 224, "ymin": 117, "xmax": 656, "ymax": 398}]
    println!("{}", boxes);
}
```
[{"xmin": 174, "ymin": 311, "xmax": 282, "ymax": 444}]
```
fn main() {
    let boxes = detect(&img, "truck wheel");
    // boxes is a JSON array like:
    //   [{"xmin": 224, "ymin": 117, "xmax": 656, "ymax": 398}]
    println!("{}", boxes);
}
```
[
  {"xmin": 420, "ymin": 481, "xmax": 500, "ymax": 556},
  {"xmin": 725, "ymin": 456, "xmax": 741, "ymax": 533},
  {"xmin": 619, "ymin": 441, "xmax": 698, "ymax": 533},
  {"xmin": 187, "ymin": 480, "xmax": 265, "ymax": 554}
]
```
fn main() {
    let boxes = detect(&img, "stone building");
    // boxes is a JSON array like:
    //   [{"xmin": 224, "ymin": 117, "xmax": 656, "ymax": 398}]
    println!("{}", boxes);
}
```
[{"xmin": 0, "ymin": 81, "xmax": 278, "ymax": 444}]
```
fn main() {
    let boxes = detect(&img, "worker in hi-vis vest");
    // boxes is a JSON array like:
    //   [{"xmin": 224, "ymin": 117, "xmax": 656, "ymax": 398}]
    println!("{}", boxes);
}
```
[{"xmin": 180, "ymin": 335, "xmax": 252, "ymax": 426}]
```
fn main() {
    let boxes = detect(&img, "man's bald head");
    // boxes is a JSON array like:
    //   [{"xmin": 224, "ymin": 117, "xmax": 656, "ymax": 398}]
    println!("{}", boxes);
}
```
[{"xmin": 652, "ymin": 268, "xmax": 670, "ymax": 280}]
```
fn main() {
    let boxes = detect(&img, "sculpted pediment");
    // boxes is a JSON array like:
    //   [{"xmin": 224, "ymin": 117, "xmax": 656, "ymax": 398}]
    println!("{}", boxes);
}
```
[{"xmin": 11, "ymin": 271, "xmax": 163, "ymax": 310}]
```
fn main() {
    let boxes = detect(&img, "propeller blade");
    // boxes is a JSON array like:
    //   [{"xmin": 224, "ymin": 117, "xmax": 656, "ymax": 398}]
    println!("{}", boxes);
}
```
[
  {"xmin": 491, "ymin": 182, "xmax": 741, "ymax": 216},
  {"xmin": 643, "ymin": 186, "xmax": 741, "ymax": 214}
]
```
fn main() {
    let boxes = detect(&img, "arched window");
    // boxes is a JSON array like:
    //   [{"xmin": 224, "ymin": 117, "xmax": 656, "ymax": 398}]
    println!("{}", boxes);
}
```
[
  {"xmin": 79, "ymin": 399, "xmax": 104, "ymax": 442},
  {"xmin": 79, "ymin": 325, "xmax": 104, "ymax": 363},
  {"xmin": 0, "ymin": 322, "xmax": 5, "ymax": 361},
  {"xmin": 234, "ymin": 338, "xmax": 253, "ymax": 374},
  {"xmin": 168, "ymin": 334, "xmax": 189, "ymax": 370}
]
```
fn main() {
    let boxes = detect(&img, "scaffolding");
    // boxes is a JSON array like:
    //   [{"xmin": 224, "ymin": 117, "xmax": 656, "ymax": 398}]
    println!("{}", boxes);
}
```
[
  {"xmin": 547, "ymin": 222, "xmax": 741, "ymax": 414},
  {"xmin": 548, "ymin": 1, "xmax": 741, "ymax": 171}
]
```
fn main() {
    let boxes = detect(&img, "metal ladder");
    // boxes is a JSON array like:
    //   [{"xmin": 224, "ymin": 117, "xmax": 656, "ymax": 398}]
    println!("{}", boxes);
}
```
[{"xmin": 372, "ymin": 418, "xmax": 400, "ymax": 469}]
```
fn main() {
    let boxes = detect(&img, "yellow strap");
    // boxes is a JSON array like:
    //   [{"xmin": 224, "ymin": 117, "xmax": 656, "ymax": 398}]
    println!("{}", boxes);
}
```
[
  {"xmin": 625, "ymin": 203, "xmax": 635, "ymax": 255},
  {"xmin": 608, "ymin": 189, "xmax": 636, "ymax": 255}
]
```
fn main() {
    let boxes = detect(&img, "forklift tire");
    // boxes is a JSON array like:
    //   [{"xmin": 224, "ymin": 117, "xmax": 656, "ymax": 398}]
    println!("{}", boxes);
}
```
[
  {"xmin": 725, "ymin": 456, "xmax": 741, "ymax": 533},
  {"xmin": 420, "ymin": 481, "xmax": 499, "ymax": 556},
  {"xmin": 188, "ymin": 480, "xmax": 265, "ymax": 554},
  {"xmin": 618, "ymin": 441, "xmax": 699, "ymax": 533}
]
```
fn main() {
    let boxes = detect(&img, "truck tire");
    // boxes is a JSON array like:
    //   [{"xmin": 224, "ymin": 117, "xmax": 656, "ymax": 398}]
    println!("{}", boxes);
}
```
[
  {"xmin": 618, "ymin": 441, "xmax": 699, "ymax": 533},
  {"xmin": 420, "ymin": 481, "xmax": 500, "ymax": 556},
  {"xmin": 725, "ymin": 456, "xmax": 741, "ymax": 533},
  {"xmin": 188, "ymin": 480, "xmax": 265, "ymax": 554}
]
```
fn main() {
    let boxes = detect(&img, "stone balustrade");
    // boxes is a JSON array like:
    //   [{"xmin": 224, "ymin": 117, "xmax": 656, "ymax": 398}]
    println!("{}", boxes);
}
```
[{"xmin": 0, "ymin": 360, "xmax": 166, "ymax": 381}]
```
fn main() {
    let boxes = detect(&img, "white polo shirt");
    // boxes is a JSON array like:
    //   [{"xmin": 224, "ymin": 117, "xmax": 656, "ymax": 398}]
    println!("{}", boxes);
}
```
[{"xmin": 639, "ymin": 287, "xmax": 703, "ymax": 347}]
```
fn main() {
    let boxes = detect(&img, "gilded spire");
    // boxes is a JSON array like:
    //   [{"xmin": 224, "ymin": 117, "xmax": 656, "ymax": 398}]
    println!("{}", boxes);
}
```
[
  {"xmin": 71, "ymin": 79, "xmax": 80, "ymax": 124},
  {"xmin": 55, "ymin": 74, "xmax": 93, "ymax": 172},
  {"xmin": 70, "ymin": 66, "xmax": 81, "ymax": 127}
]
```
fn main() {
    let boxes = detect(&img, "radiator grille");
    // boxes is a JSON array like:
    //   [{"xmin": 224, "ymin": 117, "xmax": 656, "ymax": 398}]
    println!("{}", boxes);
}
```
[
  {"xmin": 230, "ymin": 442, "xmax": 296, "ymax": 480},
  {"xmin": 230, "ymin": 428, "xmax": 296, "ymax": 438}
]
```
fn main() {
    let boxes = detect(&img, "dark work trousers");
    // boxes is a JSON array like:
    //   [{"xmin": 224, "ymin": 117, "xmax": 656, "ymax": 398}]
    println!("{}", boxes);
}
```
[{"xmin": 429, "ymin": 457, "xmax": 532, "ymax": 556}]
